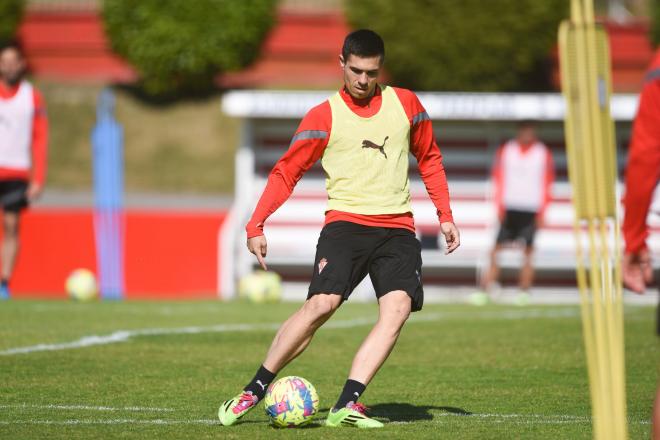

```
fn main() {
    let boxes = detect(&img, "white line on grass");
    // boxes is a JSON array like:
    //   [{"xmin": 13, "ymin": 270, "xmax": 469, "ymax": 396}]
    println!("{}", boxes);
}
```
[
  {"xmin": 0, "ymin": 419, "xmax": 220, "ymax": 426},
  {"xmin": 386, "ymin": 412, "xmax": 650, "ymax": 426},
  {"xmin": 0, "ymin": 322, "xmax": 279, "ymax": 356},
  {"xmin": 0, "ymin": 309, "xmax": 578, "ymax": 356},
  {"xmin": 0, "ymin": 404, "xmax": 174, "ymax": 412},
  {"xmin": 0, "ymin": 413, "xmax": 649, "ymax": 426},
  {"xmin": 388, "ymin": 412, "xmax": 589, "ymax": 424}
]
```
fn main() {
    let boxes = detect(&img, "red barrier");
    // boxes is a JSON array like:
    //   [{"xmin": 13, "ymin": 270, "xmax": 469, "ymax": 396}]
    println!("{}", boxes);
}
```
[
  {"xmin": 124, "ymin": 210, "xmax": 225, "ymax": 299},
  {"xmin": 8, "ymin": 209, "xmax": 97, "ymax": 298},
  {"xmin": 4, "ymin": 208, "xmax": 226, "ymax": 299}
]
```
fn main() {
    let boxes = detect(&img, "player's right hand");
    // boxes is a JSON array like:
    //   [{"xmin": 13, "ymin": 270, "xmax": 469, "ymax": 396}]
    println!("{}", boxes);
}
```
[
  {"xmin": 247, "ymin": 235, "xmax": 268, "ymax": 271},
  {"xmin": 440, "ymin": 221, "xmax": 460, "ymax": 255},
  {"xmin": 27, "ymin": 182, "xmax": 43, "ymax": 201},
  {"xmin": 622, "ymin": 248, "xmax": 653, "ymax": 294},
  {"xmin": 535, "ymin": 214, "xmax": 545, "ymax": 229}
]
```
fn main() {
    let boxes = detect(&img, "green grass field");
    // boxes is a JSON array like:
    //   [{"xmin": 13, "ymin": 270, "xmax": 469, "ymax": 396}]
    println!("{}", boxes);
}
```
[{"xmin": 0, "ymin": 300, "xmax": 657, "ymax": 439}]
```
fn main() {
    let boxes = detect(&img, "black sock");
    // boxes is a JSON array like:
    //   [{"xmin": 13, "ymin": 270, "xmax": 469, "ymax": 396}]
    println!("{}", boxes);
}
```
[
  {"xmin": 243, "ymin": 365, "xmax": 276, "ymax": 400},
  {"xmin": 333, "ymin": 379, "xmax": 366, "ymax": 410}
]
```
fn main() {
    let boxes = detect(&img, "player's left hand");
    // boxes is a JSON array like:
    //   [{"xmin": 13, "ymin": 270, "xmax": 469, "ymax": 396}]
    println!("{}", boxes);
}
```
[
  {"xmin": 622, "ymin": 248, "xmax": 653, "ymax": 294},
  {"xmin": 440, "ymin": 222, "xmax": 460, "ymax": 255},
  {"xmin": 497, "ymin": 207, "xmax": 505, "ymax": 222},
  {"xmin": 27, "ymin": 182, "xmax": 43, "ymax": 201}
]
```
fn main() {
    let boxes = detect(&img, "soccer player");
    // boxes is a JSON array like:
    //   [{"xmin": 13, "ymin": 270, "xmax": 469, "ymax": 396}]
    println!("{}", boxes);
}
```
[
  {"xmin": 0, "ymin": 41, "xmax": 48, "ymax": 299},
  {"xmin": 218, "ymin": 29, "xmax": 459, "ymax": 428},
  {"xmin": 473, "ymin": 120, "xmax": 554, "ymax": 305},
  {"xmin": 621, "ymin": 48, "xmax": 660, "ymax": 440}
]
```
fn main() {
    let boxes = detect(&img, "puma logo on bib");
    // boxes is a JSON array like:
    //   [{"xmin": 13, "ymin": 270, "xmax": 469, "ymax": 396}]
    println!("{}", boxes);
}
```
[{"xmin": 361, "ymin": 136, "xmax": 389, "ymax": 158}]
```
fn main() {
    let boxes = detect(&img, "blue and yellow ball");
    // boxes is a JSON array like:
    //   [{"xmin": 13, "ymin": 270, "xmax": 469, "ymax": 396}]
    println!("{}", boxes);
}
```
[{"xmin": 264, "ymin": 376, "xmax": 319, "ymax": 427}]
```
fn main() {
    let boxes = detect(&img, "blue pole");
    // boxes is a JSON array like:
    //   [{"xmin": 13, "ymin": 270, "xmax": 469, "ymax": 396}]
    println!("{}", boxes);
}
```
[{"xmin": 92, "ymin": 88, "xmax": 125, "ymax": 300}]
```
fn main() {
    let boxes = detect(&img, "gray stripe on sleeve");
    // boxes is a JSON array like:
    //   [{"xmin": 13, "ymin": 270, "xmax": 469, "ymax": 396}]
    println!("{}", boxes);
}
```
[
  {"xmin": 289, "ymin": 130, "xmax": 328, "ymax": 147},
  {"xmin": 645, "ymin": 68, "xmax": 660, "ymax": 83},
  {"xmin": 412, "ymin": 111, "xmax": 430, "ymax": 125}
]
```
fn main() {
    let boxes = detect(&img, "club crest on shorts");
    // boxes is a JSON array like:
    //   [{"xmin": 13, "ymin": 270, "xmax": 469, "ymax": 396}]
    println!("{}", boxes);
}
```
[{"xmin": 318, "ymin": 258, "xmax": 328, "ymax": 274}]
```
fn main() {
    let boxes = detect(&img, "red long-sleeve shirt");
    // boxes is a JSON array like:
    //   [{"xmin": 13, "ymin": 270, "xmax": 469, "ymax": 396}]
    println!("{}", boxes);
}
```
[
  {"xmin": 0, "ymin": 81, "xmax": 48, "ymax": 186},
  {"xmin": 246, "ymin": 86, "xmax": 453, "ymax": 238},
  {"xmin": 623, "ymin": 50, "xmax": 660, "ymax": 254}
]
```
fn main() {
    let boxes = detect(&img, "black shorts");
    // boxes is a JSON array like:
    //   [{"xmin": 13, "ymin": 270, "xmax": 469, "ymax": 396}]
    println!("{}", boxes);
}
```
[
  {"xmin": 0, "ymin": 180, "xmax": 28, "ymax": 212},
  {"xmin": 496, "ymin": 209, "xmax": 537, "ymax": 247},
  {"xmin": 308, "ymin": 221, "xmax": 424, "ymax": 312}
]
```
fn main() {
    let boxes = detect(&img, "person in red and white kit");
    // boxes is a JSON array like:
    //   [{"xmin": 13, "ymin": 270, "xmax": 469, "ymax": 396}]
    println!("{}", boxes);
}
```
[
  {"xmin": 218, "ymin": 29, "xmax": 459, "ymax": 428},
  {"xmin": 0, "ymin": 41, "xmax": 48, "ymax": 299},
  {"xmin": 622, "ymin": 48, "xmax": 660, "ymax": 440},
  {"xmin": 474, "ymin": 120, "xmax": 554, "ymax": 305}
]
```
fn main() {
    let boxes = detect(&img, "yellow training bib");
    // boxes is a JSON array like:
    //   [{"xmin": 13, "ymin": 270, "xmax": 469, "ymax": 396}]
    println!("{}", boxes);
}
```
[{"xmin": 323, "ymin": 86, "xmax": 412, "ymax": 215}]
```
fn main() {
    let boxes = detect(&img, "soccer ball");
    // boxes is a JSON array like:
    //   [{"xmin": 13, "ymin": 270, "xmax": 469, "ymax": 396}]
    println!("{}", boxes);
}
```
[
  {"xmin": 264, "ymin": 376, "xmax": 319, "ymax": 428},
  {"xmin": 65, "ymin": 269, "xmax": 98, "ymax": 302},
  {"xmin": 238, "ymin": 270, "xmax": 282, "ymax": 303}
]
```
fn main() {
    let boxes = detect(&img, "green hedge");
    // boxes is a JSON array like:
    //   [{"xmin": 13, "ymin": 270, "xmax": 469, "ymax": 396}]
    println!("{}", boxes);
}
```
[
  {"xmin": 102, "ymin": 0, "xmax": 277, "ymax": 96},
  {"xmin": 0, "ymin": 0, "xmax": 24, "ymax": 43},
  {"xmin": 346, "ymin": 0, "xmax": 568, "ymax": 91}
]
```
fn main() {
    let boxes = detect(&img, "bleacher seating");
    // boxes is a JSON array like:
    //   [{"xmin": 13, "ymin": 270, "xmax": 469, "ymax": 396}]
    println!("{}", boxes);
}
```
[{"xmin": 219, "ymin": 91, "xmax": 658, "ymax": 297}]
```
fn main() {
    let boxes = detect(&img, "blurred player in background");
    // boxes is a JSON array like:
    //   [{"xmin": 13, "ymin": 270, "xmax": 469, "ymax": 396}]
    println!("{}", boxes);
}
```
[
  {"xmin": 622, "ymin": 48, "xmax": 660, "ymax": 439},
  {"xmin": 0, "ymin": 41, "xmax": 48, "ymax": 299},
  {"xmin": 218, "ymin": 29, "xmax": 459, "ymax": 428},
  {"xmin": 473, "ymin": 120, "xmax": 554, "ymax": 306}
]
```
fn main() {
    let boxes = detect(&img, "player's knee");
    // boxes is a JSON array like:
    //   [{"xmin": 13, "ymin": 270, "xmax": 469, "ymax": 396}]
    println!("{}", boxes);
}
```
[
  {"xmin": 3, "ymin": 214, "xmax": 20, "ymax": 237},
  {"xmin": 3, "ymin": 224, "xmax": 19, "ymax": 239},
  {"xmin": 304, "ymin": 294, "xmax": 340, "ymax": 320},
  {"xmin": 393, "ymin": 304, "xmax": 412, "ymax": 324},
  {"xmin": 381, "ymin": 294, "xmax": 412, "ymax": 325}
]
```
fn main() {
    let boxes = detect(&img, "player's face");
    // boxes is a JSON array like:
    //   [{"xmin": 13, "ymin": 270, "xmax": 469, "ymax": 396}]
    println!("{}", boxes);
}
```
[
  {"xmin": 517, "ymin": 126, "xmax": 537, "ymax": 145},
  {"xmin": 340, "ymin": 54, "xmax": 382, "ymax": 99},
  {"xmin": 0, "ymin": 48, "xmax": 25, "ymax": 86}
]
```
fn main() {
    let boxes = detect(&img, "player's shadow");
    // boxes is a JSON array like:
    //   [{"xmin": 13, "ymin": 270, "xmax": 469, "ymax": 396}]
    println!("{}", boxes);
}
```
[
  {"xmin": 369, "ymin": 403, "xmax": 472, "ymax": 422},
  {"xmin": 269, "ymin": 422, "xmax": 323, "ymax": 429},
  {"xmin": 235, "ymin": 419, "xmax": 324, "ymax": 428}
]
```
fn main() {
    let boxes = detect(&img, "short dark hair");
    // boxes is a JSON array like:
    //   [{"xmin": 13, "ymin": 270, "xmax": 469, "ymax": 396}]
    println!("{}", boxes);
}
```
[
  {"xmin": 341, "ymin": 29, "xmax": 384, "ymax": 63},
  {"xmin": 517, "ymin": 119, "xmax": 537, "ymax": 129},
  {"xmin": 0, "ymin": 40, "xmax": 25, "ymax": 57}
]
